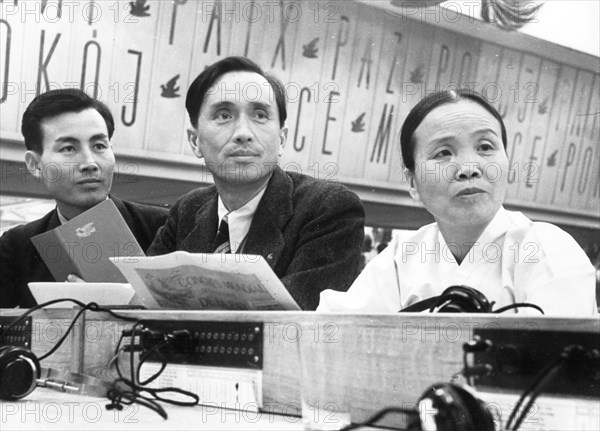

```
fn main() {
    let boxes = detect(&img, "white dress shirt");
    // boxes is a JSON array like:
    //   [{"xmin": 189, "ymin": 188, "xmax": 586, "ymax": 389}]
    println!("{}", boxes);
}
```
[
  {"xmin": 318, "ymin": 207, "xmax": 598, "ymax": 317},
  {"xmin": 217, "ymin": 187, "xmax": 267, "ymax": 254}
]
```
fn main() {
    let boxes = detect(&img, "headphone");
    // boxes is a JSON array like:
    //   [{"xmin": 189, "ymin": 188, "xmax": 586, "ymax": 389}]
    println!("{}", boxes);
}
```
[
  {"xmin": 0, "ymin": 346, "xmax": 41, "ymax": 400},
  {"xmin": 0, "ymin": 345, "xmax": 112, "ymax": 401},
  {"xmin": 400, "ymin": 285, "xmax": 494, "ymax": 313},
  {"xmin": 348, "ymin": 381, "xmax": 495, "ymax": 431},
  {"xmin": 412, "ymin": 382, "xmax": 495, "ymax": 431}
]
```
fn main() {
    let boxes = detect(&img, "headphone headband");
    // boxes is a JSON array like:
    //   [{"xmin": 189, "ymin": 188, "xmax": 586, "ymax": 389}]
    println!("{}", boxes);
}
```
[{"xmin": 400, "ymin": 286, "xmax": 494, "ymax": 313}]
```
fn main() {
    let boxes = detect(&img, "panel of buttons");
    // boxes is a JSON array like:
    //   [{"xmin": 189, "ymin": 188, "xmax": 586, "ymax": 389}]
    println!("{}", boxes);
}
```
[
  {"xmin": 0, "ymin": 316, "xmax": 32, "ymax": 348},
  {"xmin": 132, "ymin": 320, "xmax": 263, "ymax": 369},
  {"xmin": 473, "ymin": 328, "xmax": 600, "ymax": 397}
]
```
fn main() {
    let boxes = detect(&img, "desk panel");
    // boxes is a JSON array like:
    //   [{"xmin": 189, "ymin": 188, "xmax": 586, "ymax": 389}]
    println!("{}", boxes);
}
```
[{"xmin": 2, "ymin": 309, "xmax": 598, "ymax": 429}]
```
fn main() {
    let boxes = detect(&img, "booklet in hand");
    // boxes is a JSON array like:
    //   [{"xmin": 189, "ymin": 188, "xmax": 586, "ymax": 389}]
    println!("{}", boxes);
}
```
[
  {"xmin": 31, "ymin": 199, "xmax": 145, "ymax": 283},
  {"xmin": 109, "ymin": 251, "xmax": 301, "ymax": 311}
]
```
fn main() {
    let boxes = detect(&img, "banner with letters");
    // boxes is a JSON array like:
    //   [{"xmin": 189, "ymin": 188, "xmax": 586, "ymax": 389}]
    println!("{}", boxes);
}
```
[{"xmin": 1, "ymin": 0, "xmax": 598, "ymax": 222}]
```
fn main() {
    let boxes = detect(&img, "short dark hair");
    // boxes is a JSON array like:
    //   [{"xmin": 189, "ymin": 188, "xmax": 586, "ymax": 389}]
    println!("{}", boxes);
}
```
[
  {"xmin": 21, "ymin": 89, "xmax": 115, "ymax": 153},
  {"xmin": 185, "ymin": 56, "xmax": 287, "ymax": 128},
  {"xmin": 400, "ymin": 89, "xmax": 507, "ymax": 172}
]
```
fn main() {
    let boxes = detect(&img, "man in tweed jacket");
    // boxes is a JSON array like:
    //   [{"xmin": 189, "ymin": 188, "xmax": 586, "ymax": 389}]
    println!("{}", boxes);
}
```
[{"xmin": 148, "ymin": 57, "xmax": 364, "ymax": 310}]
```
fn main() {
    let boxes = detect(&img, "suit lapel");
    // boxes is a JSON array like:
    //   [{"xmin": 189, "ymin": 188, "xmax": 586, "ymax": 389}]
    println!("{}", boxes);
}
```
[
  {"xmin": 180, "ymin": 193, "xmax": 219, "ymax": 252},
  {"xmin": 243, "ymin": 167, "xmax": 293, "ymax": 269},
  {"xmin": 32, "ymin": 209, "xmax": 61, "ymax": 281},
  {"xmin": 45, "ymin": 209, "xmax": 61, "ymax": 230},
  {"xmin": 109, "ymin": 195, "xmax": 135, "ymax": 231}
]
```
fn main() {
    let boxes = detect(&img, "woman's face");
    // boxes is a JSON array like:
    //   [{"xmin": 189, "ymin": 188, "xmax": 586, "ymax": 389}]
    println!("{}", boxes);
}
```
[{"xmin": 406, "ymin": 100, "xmax": 509, "ymax": 231}]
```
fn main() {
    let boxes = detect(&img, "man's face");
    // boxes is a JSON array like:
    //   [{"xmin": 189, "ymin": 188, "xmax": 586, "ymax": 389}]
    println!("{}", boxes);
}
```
[
  {"xmin": 25, "ymin": 108, "xmax": 116, "ymax": 219},
  {"xmin": 188, "ymin": 71, "xmax": 287, "ymax": 186}
]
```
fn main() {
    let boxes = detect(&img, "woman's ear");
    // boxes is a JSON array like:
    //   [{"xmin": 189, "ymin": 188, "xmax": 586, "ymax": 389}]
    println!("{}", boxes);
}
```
[{"xmin": 405, "ymin": 168, "xmax": 421, "ymax": 203}]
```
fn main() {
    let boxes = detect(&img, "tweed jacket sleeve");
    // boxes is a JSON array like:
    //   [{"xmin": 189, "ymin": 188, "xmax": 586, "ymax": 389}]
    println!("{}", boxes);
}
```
[{"xmin": 269, "ymin": 175, "xmax": 365, "ymax": 310}]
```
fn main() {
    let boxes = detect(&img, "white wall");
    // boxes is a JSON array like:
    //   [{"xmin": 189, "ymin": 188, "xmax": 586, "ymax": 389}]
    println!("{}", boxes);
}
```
[{"xmin": 442, "ymin": 0, "xmax": 600, "ymax": 57}]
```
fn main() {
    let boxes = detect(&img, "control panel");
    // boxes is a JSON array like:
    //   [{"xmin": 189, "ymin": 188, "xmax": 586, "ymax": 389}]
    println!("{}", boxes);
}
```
[
  {"xmin": 129, "ymin": 320, "xmax": 263, "ymax": 369},
  {"xmin": 472, "ymin": 328, "xmax": 600, "ymax": 397},
  {"xmin": 0, "ymin": 316, "xmax": 32, "ymax": 348}
]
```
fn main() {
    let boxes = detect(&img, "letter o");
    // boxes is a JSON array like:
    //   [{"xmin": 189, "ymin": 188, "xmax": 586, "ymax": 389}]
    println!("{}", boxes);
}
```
[
  {"xmin": 242, "ymin": 2, "xmax": 262, "ymax": 23},
  {"xmin": 282, "ymin": 2, "xmax": 301, "ymax": 22},
  {"xmin": 83, "ymin": 242, "xmax": 101, "ymax": 263},
  {"xmin": 442, "ymin": 322, "xmax": 461, "ymax": 343},
  {"xmin": 42, "ymin": 402, "xmax": 61, "ymax": 423},
  {"xmin": 242, "ymin": 81, "xmax": 261, "ymax": 101},
  {"xmin": 42, "ymin": 243, "xmax": 62, "ymax": 263},
  {"xmin": 42, "ymin": 162, "xmax": 62, "ymax": 183},
  {"xmin": 482, "ymin": 242, "xmax": 502, "ymax": 263},
  {"xmin": 284, "ymin": 82, "xmax": 301, "ymax": 103},
  {"xmin": 483, "ymin": 162, "xmax": 502, "ymax": 183},
  {"xmin": 441, "ymin": 2, "xmax": 461, "ymax": 22},
  {"xmin": 82, "ymin": 403, "xmax": 102, "ymax": 423},
  {"xmin": 282, "ymin": 322, "xmax": 300, "ymax": 343},
  {"xmin": 82, "ymin": 2, "xmax": 102, "ymax": 23},
  {"xmin": 282, "ymin": 162, "xmax": 302, "ymax": 175},
  {"xmin": 42, "ymin": 322, "xmax": 62, "ymax": 343},
  {"xmin": 85, "ymin": 322, "xmax": 102, "ymax": 343},
  {"xmin": 482, "ymin": 82, "xmax": 501, "ymax": 103},
  {"xmin": 242, "ymin": 163, "xmax": 262, "ymax": 182}
]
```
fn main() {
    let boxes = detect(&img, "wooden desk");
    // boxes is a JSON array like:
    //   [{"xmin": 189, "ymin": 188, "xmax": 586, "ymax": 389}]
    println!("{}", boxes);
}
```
[
  {"xmin": 1, "ymin": 389, "xmax": 304, "ymax": 430},
  {"xmin": 2, "ymin": 310, "xmax": 598, "ymax": 430}
]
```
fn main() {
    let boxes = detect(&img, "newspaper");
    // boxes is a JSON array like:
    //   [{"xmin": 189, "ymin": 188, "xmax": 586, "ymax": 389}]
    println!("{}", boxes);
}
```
[{"xmin": 109, "ymin": 251, "xmax": 300, "ymax": 311}]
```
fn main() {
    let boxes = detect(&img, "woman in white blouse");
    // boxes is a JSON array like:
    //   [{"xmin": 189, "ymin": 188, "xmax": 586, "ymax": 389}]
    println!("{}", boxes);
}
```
[{"xmin": 319, "ymin": 89, "xmax": 598, "ymax": 317}]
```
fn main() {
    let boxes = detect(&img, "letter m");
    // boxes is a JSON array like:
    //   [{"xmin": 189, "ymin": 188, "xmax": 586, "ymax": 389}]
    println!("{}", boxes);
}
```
[{"xmin": 370, "ymin": 103, "xmax": 394, "ymax": 163}]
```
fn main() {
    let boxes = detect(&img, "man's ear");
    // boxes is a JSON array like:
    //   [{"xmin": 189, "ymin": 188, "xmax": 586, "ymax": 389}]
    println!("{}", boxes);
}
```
[
  {"xmin": 187, "ymin": 128, "xmax": 203, "ymax": 159},
  {"xmin": 24, "ymin": 151, "xmax": 42, "ymax": 178},
  {"xmin": 278, "ymin": 126, "xmax": 288, "ymax": 157},
  {"xmin": 405, "ymin": 168, "xmax": 421, "ymax": 203}
]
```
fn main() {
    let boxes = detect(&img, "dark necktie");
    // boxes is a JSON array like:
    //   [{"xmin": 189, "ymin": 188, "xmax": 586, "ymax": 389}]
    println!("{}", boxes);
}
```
[{"xmin": 213, "ymin": 215, "xmax": 230, "ymax": 253}]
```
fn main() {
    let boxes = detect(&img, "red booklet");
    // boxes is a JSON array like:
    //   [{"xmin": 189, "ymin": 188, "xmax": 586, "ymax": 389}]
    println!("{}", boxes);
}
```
[{"xmin": 31, "ymin": 199, "xmax": 145, "ymax": 283}]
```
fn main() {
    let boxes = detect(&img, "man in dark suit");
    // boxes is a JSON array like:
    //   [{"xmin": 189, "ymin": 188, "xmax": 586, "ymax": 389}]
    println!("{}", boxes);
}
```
[
  {"xmin": 0, "ymin": 89, "xmax": 168, "ymax": 308},
  {"xmin": 148, "ymin": 56, "xmax": 365, "ymax": 310}
]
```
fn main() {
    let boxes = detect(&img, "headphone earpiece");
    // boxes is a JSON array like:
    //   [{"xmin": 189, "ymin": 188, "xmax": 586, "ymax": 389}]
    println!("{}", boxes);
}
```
[
  {"xmin": 0, "ymin": 346, "xmax": 41, "ymax": 400},
  {"xmin": 417, "ymin": 382, "xmax": 495, "ymax": 431}
]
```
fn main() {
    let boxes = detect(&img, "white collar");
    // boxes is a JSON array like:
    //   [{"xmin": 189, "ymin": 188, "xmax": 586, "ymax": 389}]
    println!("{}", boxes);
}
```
[
  {"xmin": 217, "ymin": 187, "xmax": 268, "ymax": 253},
  {"xmin": 56, "ymin": 207, "xmax": 69, "ymax": 224}
]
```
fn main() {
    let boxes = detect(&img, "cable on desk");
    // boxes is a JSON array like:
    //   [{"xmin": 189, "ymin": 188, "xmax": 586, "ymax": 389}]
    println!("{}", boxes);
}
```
[
  {"xmin": 492, "ymin": 303, "xmax": 544, "ymax": 315},
  {"xmin": 1, "ymin": 299, "xmax": 198, "ymax": 419},
  {"xmin": 108, "ymin": 321, "xmax": 199, "ymax": 419},
  {"xmin": 338, "ymin": 406, "xmax": 418, "ymax": 431},
  {"xmin": 136, "ymin": 329, "xmax": 191, "ymax": 386},
  {"xmin": 505, "ymin": 344, "xmax": 597, "ymax": 431}
]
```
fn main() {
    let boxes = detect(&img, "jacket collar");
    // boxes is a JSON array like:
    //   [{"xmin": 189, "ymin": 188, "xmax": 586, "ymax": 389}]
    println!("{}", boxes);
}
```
[
  {"xmin": 108, "ymin": 195, "xmax": 134, "ymax": 228},
  {"xmin": 242, "ymin": 166, "xmax": 293, "ymax": 268},
  {"xmin": 45, "ymin": 208, "xmax": 61, "ymax": 230},
  {"xmin": 186, "ymin": 166, "xmax": 293, "ymax": 266},
  {"xmin": 176, "ymin": 189, "xmax": 220, "ymax": 252}
]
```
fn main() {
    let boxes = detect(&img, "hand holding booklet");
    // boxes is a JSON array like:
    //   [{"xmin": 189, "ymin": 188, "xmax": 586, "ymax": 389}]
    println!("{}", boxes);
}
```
[{"xmin": 109, "ymin": 251, "xmax": 301, "ymax": 311}]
